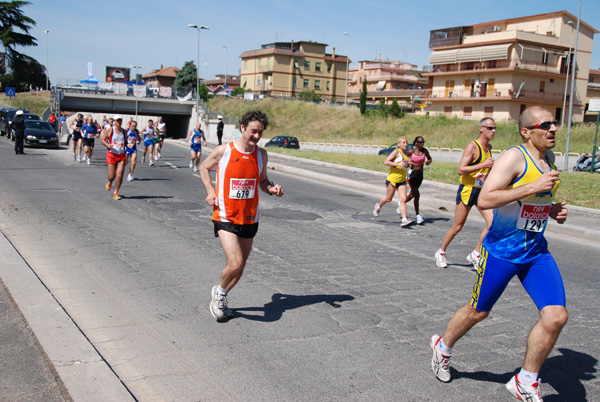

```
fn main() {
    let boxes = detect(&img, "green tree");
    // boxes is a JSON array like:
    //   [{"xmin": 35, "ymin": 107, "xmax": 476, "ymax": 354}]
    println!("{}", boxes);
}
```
[
  {"xmin": 231, "ymin": 86, "xmax": 245, "ymax": 97},
  {"xmin": 377, "ymin": 99, "xmax": 388, "ymax": 117},
  {"xmin": 299, "ymin": 90, "xmax": 320, "ymax": 102},
  {"xmin": 173, "ymin": 61, "xmax": 197, "ymax": 89},
  {"xmin": 359, "ymin": 79, "xmax": 367, "ymax": 115},
  {"xmin": 198, "ymin": 82, "xmax": 210, "ymax": 102},
  {"xmin": 388, "ymin": 99, "xmax": 404, "ymax": 118},
  {"xmin": 0, "ymin": 54, "xmax": 45, "ymax": 91},
  {"xmin": 0, "ymin": 1, "xmax": 37, "ymax": 63}
]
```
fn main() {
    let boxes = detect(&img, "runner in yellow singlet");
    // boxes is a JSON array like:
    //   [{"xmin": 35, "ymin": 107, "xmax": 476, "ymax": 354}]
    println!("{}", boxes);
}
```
[
  {"xmin": 373, "ymin": 136, "xmax": 412, "ymax": 226},
  {"xmin": 435, "ymin": 118, "xmax": 495, "ymax": 268}
]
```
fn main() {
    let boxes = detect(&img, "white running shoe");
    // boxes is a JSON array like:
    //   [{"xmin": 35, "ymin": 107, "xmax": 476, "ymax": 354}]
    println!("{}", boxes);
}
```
[
  {"xmin": 210, "ymin": 286, "xmax": 233, "ymax": 320},
  {"xmin": 416, "ymin": 215, "xmax": 424, "ymax": 224},
  {"xmin": 86, "ymin": 158, "xmax": 91, "ymax": 166},
  {"xmin": 77, "ymin": 156, "xmax": 82, "ymax": 163},
  {"xmin": 396, "ymin": 201, "xmax": 402, "ymax": 215},
  {"xmin": 82, "ymin": 154, "xmax": 87, "ymax": 161},
  {"xmin": 193, "ymin": 166, "xmax": 198, "ymax": 172},
  {"xmin": 157, "ymin": 152, "xmax": 161, "ymax": 158},
  {"xmin": 189, "ymin": 161, "xmax": 193, "ymax": 169},
  {"xmin": 401, "ymin": 218, "xmax": 412, "ymax": 227},
  {"xmin": 73, "ymin": 153, "xmax": 77, "ymax": 161},
  {"xmin": 373, "ymin": 203, "xmax": 381, "ymax": 217},
  {"xmin": 466, "ymin": 251, "xmax": 480, "ymax": 268},
  {"xmin": 430, "ymin": 335, "xmax": 452, "ymax": 383},
  {"xmin": 127, "ymin": 174, "xmax": 133, "ymax": 182},
  {"xmin": 142, "ymin": 156, "xmax": 145, "ymax": 163},
  {"xmin": 149, "ymin": 160, "xmax": 154, "ymax": 166},
  {"xmin": 506, "ymin": 375, "xmax": 542, "ymax": 402},
  {"xmin": 435, "ymin": 249, "xmax": 448, "ymax": 268}
]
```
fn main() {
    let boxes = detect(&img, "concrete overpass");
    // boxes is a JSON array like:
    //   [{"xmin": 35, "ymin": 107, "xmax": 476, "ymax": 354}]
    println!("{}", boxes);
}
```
[{"xmin": 58, "ymin": 91, "xmax": 200, "ymax": 138}]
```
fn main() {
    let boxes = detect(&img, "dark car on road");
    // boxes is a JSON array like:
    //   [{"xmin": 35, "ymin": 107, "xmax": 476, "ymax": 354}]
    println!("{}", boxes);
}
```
[
  {"xmin": 20, "ymin": 120, "xmax": 60, "ymax": 149},
  {"xmin": 265, "ymin": 136, "xmax": 300, "ymax": 149},
  {"xmin": 0, "ymin": 108, "xmax": 29, "ymax": 136},
  {"xmin": 7, "ymin": 113, "xmax": 42, "ymax": 141},
  {"xmin": 378, "ymin": 143, "xmax": 398, "ymax": 156}
]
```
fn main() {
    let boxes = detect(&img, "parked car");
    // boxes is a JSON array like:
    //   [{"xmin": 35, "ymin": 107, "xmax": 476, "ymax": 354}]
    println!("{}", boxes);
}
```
[
  {"xmin": 378, "ymin": 143, "xmax": 413, "ymax": 156},
  {"xmin": 265, "ymin": 136, "xmax": 300, "ymax": 149},
  {"xmin": 378, "ymin": 143, "xmax": 398, "ymax": 156},
  {"xmin": 7, "ymin": 113, "xmax": 41, "ymax": 140},
  {"xmin": 20, "ymin": 120, "xmax": 60, "ymax": 149},
  {"xmin": 0, "ymin": 107, "xmax": 29, "ymax": 136}
]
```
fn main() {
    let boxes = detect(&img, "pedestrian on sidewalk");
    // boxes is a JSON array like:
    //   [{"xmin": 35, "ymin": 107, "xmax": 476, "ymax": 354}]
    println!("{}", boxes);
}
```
[
  {"xmin": 100, "ymin": 115, "xmax": 128, "ymax": 200},
  {"xmin": 199, "ymin": 110, "xmax": 283, "ymax": 321},
  {"xmin": 435, "ymin": 118, "xmax": 495, "ymax": 268},
  {"xmin": 373, "ymin": 136, "xmax": 412, "ymax": 226},
  {"xmin": 430, "ymin": 106, "xmax": 567, "ymax": 402},
  {"xmin": 406, "ymin": 136, "xmax": 432, "ymax": 224}
]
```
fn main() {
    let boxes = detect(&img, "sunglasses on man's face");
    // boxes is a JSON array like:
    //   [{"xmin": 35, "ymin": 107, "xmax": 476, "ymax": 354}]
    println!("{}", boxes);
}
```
[
  {"xmin": 483, "ymin": 126, "xmax": 496, "ymax": 130},
  {"xmin": 526, "ymin": 120, "xmax": 558, "ymax": 130},
  {"xmin": 415, "ymin": 140, "xmax": 425, "ymax": 144}
]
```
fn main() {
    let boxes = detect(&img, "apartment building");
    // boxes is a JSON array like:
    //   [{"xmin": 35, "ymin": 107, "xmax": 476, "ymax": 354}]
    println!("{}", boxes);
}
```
[
  {"xmin": 347, "ymin": 58, "xmax": 429, "ymax": 110},
  {"xmin": 239, "ymin": 41, "xmax": 349, "ymax": 100},
  {"xmin": 421, "ymin": 11, "xmax": 598, "ymax": 122},
  {"xmin": 142, "ymin": 66, "xmax": 180, "ymax": 88},
  {"xmin": 204, "ymin": 74, "xmax": 241, "ymax": 96}
]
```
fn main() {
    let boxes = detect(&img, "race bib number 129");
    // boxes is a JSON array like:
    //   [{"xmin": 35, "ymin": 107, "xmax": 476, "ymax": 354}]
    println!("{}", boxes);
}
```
[
  {"xmin": 229, "ymin": 178, "xmax": 256, "ymax": 199},
  {"xmin": 516, "ymin": 203, "xmax": 550, "ymax": 232}
]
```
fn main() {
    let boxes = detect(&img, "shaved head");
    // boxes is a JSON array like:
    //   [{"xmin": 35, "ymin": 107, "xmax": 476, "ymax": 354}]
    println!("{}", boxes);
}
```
[{"xmin": 519, "ymin": 106, "xmax": 551, "ymax": 130}]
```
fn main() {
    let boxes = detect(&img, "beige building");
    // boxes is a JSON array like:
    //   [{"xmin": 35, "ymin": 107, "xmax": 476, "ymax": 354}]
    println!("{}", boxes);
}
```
[
  {"xmin": 239, "ymin": 41, "xmax": 349, "ymax": 100},
  {"xmin": 347, "ymin": 58, "xmax": 429, "ymax": 110},
  {"xmin": 586, "ymin": 68, "xmax": 600, "ymax": 121},
  {"xmin": 421, "ymin": 11, "xmax": 598, "ymax": 122}
]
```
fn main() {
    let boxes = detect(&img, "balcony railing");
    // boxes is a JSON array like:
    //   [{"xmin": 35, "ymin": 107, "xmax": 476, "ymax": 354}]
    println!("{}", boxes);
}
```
[
  {"xmin": 424, "ymin": 88, "xmax": 566, "ymax": 103},
  {"xmin": 426, "ymin": 59, "xmax": 565, "ymax": 75}
]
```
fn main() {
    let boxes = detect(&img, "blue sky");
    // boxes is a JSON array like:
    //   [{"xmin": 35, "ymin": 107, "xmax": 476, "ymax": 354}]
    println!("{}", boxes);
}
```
[{"xmin": 22, "ymin": 0, "xmax": 600, "ymax": 85}]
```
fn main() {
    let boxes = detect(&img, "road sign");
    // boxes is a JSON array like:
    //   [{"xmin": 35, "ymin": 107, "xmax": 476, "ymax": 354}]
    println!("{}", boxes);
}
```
[
  {"xmin": 5, "ymin": 87, "xmax": 16, "ymax": 97},
  {"xmin": 589, "ymin": 98, "xmax": 600, "ymax": 112}
]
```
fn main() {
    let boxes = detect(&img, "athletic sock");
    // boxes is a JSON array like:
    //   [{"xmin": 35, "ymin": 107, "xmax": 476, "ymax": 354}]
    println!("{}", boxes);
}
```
[
  {"xmin": 439, "ymin": 339, "xmax": 452, "ymax": 356},
  {"xmin": 518, "ymin": 368, "xmax": 538, "ymax": 385},
  {"xmin": 217, "ymin": 285, "xmax": 227, "ymax": 296},
  {"xmin": 472, "ymin": 249, "xmax": 481, "ymax": 257}
]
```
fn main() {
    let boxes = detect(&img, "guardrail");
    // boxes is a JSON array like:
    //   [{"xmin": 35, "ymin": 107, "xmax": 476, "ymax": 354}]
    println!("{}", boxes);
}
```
[{"xmin": 298, "ymin": 142, "xmax": 579, "ymax": 170}]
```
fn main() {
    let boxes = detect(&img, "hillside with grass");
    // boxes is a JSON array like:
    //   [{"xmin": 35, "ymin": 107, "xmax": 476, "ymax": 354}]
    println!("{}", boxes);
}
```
[{"xmin": 209, "ymin": 97, "xmax": 598, "ymax": 154}]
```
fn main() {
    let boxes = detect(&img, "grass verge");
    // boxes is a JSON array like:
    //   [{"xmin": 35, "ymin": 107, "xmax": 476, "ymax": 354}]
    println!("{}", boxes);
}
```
[{"xmin": 267, "ymin": 147, "xmax": 600, "ymax": 210}]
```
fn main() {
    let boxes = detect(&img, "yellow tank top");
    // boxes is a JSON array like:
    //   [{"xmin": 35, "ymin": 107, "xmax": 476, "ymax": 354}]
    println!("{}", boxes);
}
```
[
  {"xmin": 460, "ymin": 139, "xmax": 491, "ymax": 188},
  {"xmin": 386, "ymin": 150, "xmax": 410, "ymax": 184}
]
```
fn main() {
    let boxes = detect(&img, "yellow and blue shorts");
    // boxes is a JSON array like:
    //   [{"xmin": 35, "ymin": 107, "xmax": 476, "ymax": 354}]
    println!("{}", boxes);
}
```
[
  {"xmin": 456, "ymin": 184, "xmax": 481, "ymax": 207},
  {"xmin": 470, "ymin": 245, "xmax": 566, "ymax": 312}
]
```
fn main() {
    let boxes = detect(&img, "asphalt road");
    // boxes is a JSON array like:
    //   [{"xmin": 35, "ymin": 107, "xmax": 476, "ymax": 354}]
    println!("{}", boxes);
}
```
[{"xmin": 0, "ymin": 137, "xmax": 599, "ymax": 401}]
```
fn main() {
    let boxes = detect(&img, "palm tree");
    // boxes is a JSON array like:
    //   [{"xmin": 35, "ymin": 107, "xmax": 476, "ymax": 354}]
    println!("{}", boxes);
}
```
[{"xmin": 0, "ymin": 1, "xmax": 37, "ymax": 63}]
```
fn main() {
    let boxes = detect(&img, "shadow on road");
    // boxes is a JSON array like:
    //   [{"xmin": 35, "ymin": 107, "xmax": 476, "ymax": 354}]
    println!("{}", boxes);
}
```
[
  {"xmin": 231, "ymin": 293, "xmax": 355, "ymax": 322},
  {"xmin": 456, "ymin": 348, "xmax": 596, "ymax": 401}
]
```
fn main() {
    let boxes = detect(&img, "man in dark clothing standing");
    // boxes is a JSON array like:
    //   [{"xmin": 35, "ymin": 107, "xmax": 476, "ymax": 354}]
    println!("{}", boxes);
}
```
[
  {"xmin": 11, "ymin": 110, "xmax": 26, "ymax": 154},
  {"xmin": 216, "ymin": 115, "xmax": 224, "ymax": 145}
]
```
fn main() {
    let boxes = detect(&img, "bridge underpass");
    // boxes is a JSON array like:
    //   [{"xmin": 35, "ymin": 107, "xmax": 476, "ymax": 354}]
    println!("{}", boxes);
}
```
[{"xmin": 58, "ymin": 92, "xmax": 199, "ymax": 138}]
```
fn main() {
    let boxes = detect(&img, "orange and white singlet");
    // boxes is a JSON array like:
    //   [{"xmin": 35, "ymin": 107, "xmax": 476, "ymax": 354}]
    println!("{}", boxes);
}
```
[{"xmin": 212, "ymin": 142, "xmax": 264, "ymax": 225}]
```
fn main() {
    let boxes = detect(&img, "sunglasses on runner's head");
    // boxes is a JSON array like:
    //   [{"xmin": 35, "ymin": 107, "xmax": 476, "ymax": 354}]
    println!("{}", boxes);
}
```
[{"xmin": 526, "ymin": 120, "xmax": 558, "ymax": 130}]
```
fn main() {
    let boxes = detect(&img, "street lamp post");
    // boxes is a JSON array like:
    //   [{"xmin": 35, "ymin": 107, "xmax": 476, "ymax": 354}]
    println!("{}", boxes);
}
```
[
  {"xmin": 129, "ymin": 65, "xmax": 144, "ymax": 119},
  {"xmin": 204, "ymin": 63, "xmax": 208, "ymax": 84},
  {"xmin": 223, "ymin": 45, "xmax": 228, "ymax": 95},
  {"xmin": 344, "ymin": 32, "xmax": 350, "ymax": 105},
  {"xmin": 565, "ymin": 0, "xmax": 582, "ymax": 171},
  {"xmin": 45, "ymin": 30, "xmax": 49, "ymax": 91},
  {"xmin": 188, "ymin": 24, "xmax": 209, "ymax": 122},
  {"xmin": 561, "ymin": 21, "xmax": 575, "ymax": 128}
]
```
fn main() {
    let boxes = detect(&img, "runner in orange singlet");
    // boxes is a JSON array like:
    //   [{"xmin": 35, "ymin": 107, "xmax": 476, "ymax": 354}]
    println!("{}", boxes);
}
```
[{"xmin": 199, "ymin": 110, "xmax": 284, "ymax": 320}]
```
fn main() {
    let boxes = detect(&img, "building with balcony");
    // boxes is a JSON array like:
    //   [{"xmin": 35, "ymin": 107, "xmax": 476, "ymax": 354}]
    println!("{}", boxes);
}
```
[
  {"xmin": 347, "ymin": 57, "xmax": 429, "ymax": 110},
  {"xmin": 421, "ymin": 11, "xmax": 598, "ymax": 122},
  {"xmin": 239, "ymin": 41, "xmax": 349, "ymax": 100}
]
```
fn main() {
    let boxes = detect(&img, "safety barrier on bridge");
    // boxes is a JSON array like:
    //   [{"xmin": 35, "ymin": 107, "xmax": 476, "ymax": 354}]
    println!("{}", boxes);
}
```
[{"xmin": 298, "ymin": 142, "xmax": 580, "ymax": 170}]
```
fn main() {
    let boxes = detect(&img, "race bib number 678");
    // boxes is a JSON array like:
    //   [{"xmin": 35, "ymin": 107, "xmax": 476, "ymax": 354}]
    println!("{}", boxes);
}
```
[
  {"xmin": 229, "ymin": 178, "xmax": 256, "ymax": 199},
  {"xmin": 516, "ymin": 203, "xmax": 550, "ymax": 232}
]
